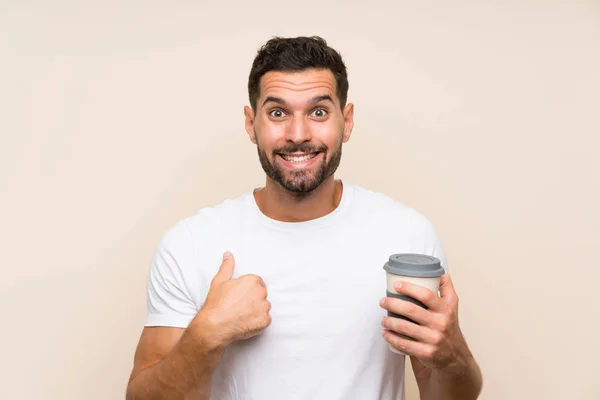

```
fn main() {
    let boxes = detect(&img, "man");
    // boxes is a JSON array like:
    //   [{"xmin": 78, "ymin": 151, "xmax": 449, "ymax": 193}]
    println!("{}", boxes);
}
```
[{"xmin": 126, "ymin": 36, "xmax": 482, "ymax": 400}]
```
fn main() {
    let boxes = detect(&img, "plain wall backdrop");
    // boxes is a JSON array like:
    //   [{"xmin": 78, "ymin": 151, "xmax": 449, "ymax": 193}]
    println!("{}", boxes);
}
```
[{"xmin": 1, "ymin": 1, "xmax": 599, "ymax": 399}]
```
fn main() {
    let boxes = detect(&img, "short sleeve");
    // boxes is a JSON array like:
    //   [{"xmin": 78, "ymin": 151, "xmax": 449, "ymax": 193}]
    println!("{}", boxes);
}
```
[
  {"xmin": 145, "ymin": 220, "xmax": 199, "ymax": 328},
  {"xmin": 408, "ymin": 210, "xmax": 449, "ymax": 274}
]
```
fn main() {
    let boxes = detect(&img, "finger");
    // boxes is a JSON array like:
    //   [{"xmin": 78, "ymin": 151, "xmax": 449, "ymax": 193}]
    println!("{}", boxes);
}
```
[
  {"xmin": 266, "ymin": 300, "xmax": 272, "ymax": 313},
  {"xmin": 382, "ymin": 329, "xmax": 434, "ymax": 359},
  {"xmin": 393, "ymin": 280, "xmax": 443, "ymax": 311},
  {"xmin": 381, "ymin": 316, "xmax": 439, "ymax": 344},
  {"xmin": 439, "ymin": 274, "xmax": 458, "ymax": 303},
  {"xmin": 380, "ymin": 297, "xmax": 434, "ymax": 326},
  {"xmin": 240, "ymin": 273, "xmax": 266, "ymax": 288},
  {"xmin": 212, "ymin": 252, "xmax": 235, "ymax": 284},
  {"xmin": 254, "ymin": 275, "xmax": 266, "ymax": 288}
]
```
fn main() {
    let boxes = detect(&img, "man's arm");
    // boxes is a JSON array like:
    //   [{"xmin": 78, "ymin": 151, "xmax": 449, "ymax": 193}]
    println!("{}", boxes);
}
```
[
  {"xmin": 411, "ymin": 342, "xmax": 482, "ymax": 400},
  {"xmin": 127, "ymin": 252, "xmax": 271, "ymax": 400},
  {"xmin": 125, "ymin": 321, "xmax": 224, "ymax": 400}
]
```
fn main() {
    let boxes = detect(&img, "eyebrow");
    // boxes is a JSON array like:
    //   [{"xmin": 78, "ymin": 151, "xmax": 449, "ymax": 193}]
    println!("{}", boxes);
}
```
[
  {"xmin": 262, "ymin": 96, "xmax": 286, "ymax": 107},
  {"xmin": 261, "ymin": 94, "xmax": 335, "ymax": 107}
]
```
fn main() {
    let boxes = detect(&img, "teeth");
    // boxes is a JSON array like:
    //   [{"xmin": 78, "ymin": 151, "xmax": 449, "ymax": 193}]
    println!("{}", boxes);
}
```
[{"xmin": 281, "ymin": 153, "xmax": 318, "ymax": 162}]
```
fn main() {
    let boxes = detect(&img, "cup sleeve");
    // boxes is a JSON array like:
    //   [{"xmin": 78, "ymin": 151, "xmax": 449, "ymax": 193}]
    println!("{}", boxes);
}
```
[{"xmin": 144, "ymin": 221, "xmax": 200, "ymax": 328}]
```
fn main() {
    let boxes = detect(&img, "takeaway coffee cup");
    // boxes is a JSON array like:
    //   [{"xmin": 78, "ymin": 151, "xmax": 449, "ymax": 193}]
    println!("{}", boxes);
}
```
[{"xmin": 383, "ymin": 253, "xmax": 445, "ymax": 355}]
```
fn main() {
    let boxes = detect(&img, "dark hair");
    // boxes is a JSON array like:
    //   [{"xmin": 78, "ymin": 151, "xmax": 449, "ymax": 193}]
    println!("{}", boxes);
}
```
[{"xmin": 248, "ymin": 36, "xmax": 349, "ymax": 110}]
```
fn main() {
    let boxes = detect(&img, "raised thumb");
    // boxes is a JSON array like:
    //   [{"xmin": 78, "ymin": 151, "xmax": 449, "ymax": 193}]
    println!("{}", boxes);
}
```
[{"xmin": 213, "ymin": 251, "xmax": 235, "ymax": 284}]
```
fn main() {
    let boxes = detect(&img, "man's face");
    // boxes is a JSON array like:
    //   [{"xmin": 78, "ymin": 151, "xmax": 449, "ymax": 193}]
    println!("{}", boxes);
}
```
[{"xmin": 244, "ymin": 68, "xmax": 354, "ymax": 194}]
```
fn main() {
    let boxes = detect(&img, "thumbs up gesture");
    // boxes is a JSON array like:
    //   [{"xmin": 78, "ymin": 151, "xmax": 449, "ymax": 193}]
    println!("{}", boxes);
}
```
[{"xmin": 191, "ymin": 252, "xmax": 272, "ymax": 349}]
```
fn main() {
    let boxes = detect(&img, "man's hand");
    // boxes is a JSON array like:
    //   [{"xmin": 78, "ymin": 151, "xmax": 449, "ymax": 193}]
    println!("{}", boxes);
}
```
[
  {"xmin": 126, "ymin": 252, "xmax": 270, "ymax": 400},
  {"xmin": 379, "ymin": 274, "xmax": 472, "ymax": 371},
  {"xmin": 190, "ymin": 252, "xmax": 272, "ymax": 350}
]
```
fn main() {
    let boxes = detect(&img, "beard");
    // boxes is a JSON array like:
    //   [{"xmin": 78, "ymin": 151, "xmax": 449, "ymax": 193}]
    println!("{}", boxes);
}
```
[{"xmin": 256, "ymin": 130, "xmax": 343, "ymax": 194}]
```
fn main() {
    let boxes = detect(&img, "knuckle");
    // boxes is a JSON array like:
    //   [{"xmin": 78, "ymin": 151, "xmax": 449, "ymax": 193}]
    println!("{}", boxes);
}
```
[
  {"xmin": 263, "ymin": 314, "xmax": 272, "ymax": 327},
  {"xmin": 431, "ymin": 331, "xmax": 443, "ymax": 346},
  {"xmin": 243, "ymin": 274, "xmax": 266, "ymax": 288},
  {"xmin": 425, "ymin": 290, "xmax": 438, "ymax": 303},
  {"xmin": 258, "ymin": 286, "xmax": 268, "ymax": 298},
  {"xmin": 383, "ymin": 317, "xmax": 394, "ymax": 331},
  {"xmin": 437, "ymin": 319, "xmax": 450, "ymax": 334},
  {"xmin": 392, "ymin": 318, "xmax": 405, "ymax": 333},
  {"xmin": 404, "ymin": 302, "xmax": 418, "ymax": 315},
  {"xmin": 394, "ymin": 336, "xmax": 408, "ymax": 351},
  {"xmin": 423, "ymin": 290, "xmax": 435, "ymax": 303},
  {"xmin": 256, "ymin": 276, "xmax": 266, "ymax": 287},
  {"xmin": 405, "ymin": 321, "xmax": 419, "ymax": 338},
  {"xmin": 424, "ymin": 347, "xmax": 436, "ymax": 361}
]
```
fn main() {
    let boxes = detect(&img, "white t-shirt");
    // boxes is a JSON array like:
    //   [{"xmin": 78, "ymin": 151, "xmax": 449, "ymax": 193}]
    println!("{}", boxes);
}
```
[{"xmin": 145, "ymin": 182, "xmax": 448, "ymax": 400}]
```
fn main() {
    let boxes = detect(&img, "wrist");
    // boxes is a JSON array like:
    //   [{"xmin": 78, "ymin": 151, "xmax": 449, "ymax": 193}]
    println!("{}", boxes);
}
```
[
  {"xmin": 433, "ymin": 355, "xmax": 482, "ymax": 400},
  {"xmin": 189, "ymin": 310, "xmax": 231, "ymax": 353},
  {"xmin": 443, "ymin": 354, "xmax": 475, "ymax": 378},
  {"xmin": 444, "ymin": 344, "xmax": 475, "ymax": 375}
]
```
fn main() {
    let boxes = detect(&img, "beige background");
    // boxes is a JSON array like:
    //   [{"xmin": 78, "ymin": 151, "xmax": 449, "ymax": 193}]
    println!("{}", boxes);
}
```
[{"xmin": 1, "ymin": 1, "xmax": 599, "ymax": 399}]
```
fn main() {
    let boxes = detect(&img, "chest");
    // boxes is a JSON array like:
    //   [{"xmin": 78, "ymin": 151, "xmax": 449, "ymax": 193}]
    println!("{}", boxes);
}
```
[
  {"xmin": 223, "ymin": 230, "xmax": 407, "ymax": 344},
  {"xmin": 208, "ymin": 228, "xmax": 410, "ymax": 395}
]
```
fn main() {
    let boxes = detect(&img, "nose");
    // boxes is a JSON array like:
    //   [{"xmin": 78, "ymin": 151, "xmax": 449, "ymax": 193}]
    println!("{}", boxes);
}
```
[{"xmin": 285, "ymin": 116, "xmax": 312, "ymax": 144}]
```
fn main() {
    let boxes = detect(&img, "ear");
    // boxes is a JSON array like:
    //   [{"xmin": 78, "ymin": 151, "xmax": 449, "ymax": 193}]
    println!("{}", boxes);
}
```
[
  {"xmin": 342, "ymin": 103, "xmax": 354, "ymax": 143},
  {"xmin": 244, "ymin": 106, "xmax": 257, "ymax": 144}
]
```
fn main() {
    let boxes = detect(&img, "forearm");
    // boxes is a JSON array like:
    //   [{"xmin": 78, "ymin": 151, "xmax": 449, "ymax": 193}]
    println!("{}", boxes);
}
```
[
  {"xmin": 126, "ymin": 327, "xmax": 224, "ymax": 400},
  {"xmin": 416, "ymin": 356, "xmax": 483, "ymax": 400}
]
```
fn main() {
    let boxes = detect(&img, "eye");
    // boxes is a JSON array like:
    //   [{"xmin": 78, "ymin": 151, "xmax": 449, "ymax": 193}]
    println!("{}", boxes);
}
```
[
  {"xmin": 269, "ymin": 109, "xmax": 286, "ymax": 118},
  {"xmin": 311, "ymin": 108, "xmax": 328, "ymax": 118}
]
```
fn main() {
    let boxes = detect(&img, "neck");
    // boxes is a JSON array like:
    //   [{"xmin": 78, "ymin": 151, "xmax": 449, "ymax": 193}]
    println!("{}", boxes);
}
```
[{"xmin": 253, "ymin": 176, "xmax": 343, "ymax": 223}]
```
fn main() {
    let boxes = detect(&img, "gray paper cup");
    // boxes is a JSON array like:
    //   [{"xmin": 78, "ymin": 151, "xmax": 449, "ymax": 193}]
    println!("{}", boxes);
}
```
[{"xmin": 383, "ymin": 254, "xmax": 445, "ymax": 355}]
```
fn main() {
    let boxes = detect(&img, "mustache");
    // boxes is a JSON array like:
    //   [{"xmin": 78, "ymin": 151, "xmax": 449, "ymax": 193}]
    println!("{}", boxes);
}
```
[{"xmin": 273, "ymin": 144, "xmax": 327, "ymax": 154}]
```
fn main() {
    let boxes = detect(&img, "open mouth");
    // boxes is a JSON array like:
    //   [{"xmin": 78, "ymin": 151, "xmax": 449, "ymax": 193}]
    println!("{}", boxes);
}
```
[{"xmin": 279, "ymin": 152, "xmax": 321, "ymax": 163}]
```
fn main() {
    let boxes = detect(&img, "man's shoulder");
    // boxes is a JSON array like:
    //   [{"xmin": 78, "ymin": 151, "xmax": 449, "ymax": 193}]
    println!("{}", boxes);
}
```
[
  {"xmin": 350, "ymin": 184, "xmax": 415, "ymax": 216},
  {"xmin": 191, "ymin": 191, "xmax": 250, "ymax": 222},
  {"xmin": 160, "ymin": 190, "xmax": 252, "ymax": 245},
  {"xmin": 349, "ymin": 183, "xmax": 437, "ymax": 229},
  {"xmin": 349, "ymin": 183, "xmax": 446, "ymax": 266}
]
